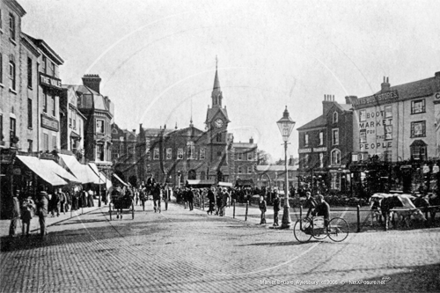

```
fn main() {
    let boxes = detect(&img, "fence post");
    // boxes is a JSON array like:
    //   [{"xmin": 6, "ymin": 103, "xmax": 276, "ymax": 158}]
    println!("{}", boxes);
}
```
[
  {"xmin": 245, "ymin": 200, "xmax": 249, "ymax": 221},
  {"xmin": 233, "ymin": 199, "xmax": 236, "ymax": 219},
  {"xmin": 357, "ymin": 205, "xmax": 361, "ymax": 233},
  {"xmin": 300, "ymin": 205, "xmax": 303, "ymax": 230}
]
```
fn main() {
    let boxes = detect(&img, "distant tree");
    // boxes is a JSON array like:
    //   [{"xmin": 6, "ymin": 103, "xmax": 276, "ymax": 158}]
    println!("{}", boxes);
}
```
[{"xmin": 257, "ymin": 150, "xmax": 271, "ymax": 165}]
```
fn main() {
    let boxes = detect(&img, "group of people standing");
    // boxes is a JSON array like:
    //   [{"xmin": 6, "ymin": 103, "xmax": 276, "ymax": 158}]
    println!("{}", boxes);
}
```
[
  {"xmin": 174, "ymin": 186, "xmax": 231, "ymax": 216},
  {"xmin": 258, "ymin": 190, "xmax": 281, "ymax": 226},
  {"xmin": 8, "ymin": 185, "xmax": 100, "ymax": 239}
]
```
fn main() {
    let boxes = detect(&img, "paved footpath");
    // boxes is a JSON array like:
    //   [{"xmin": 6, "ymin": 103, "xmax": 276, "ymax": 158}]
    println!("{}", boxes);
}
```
[{"xmin": 1, "ymin": 201, "xmax": 439, "ymax": 293}]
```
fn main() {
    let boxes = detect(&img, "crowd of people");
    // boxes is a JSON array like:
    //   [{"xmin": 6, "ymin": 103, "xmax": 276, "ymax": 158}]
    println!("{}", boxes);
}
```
[{"xmin": 8, "ymin": 185, "xmax": 103, "ymax": 239}]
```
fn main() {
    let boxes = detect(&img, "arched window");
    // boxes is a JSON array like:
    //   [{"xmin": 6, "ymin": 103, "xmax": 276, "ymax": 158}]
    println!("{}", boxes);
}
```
[
  {"xmin": 237, "ymin": 166, "xmax": 242, "ymax": 174},
  {"xmin": 331, "ymin": 149, "xmax": 341, "ymax": 165},
  {"xmin": 333, "ymin": 111, "xmax": 338, "ymax": 123}
]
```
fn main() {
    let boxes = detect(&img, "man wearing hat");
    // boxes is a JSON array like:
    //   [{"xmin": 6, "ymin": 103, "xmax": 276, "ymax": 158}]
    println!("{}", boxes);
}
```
[
  {"xmin": 9, "ymin": 190, "xmax": 21, "ymax": 238},
  {"xmin": 272, "ymin": 190, "xmax": 281, "ymax": 226},
  {"xmin": 36, "ymin": 187, "xmax": 50, "ymax": 238}
]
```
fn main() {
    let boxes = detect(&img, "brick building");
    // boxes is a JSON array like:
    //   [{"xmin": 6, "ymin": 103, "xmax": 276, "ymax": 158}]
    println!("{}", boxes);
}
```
[
  {"xmin": 297, "ymin": 95, "xmax": 354, "ymax": 193},
  {"xmin": 231, "ymin": 138, "xmax": 258, "ymax": 185},
  {"xmin": 65, "ymin": 74, "xmax": 114, "ymax": 173},
  {"xmin": 350, "ymin": 73, "xmax": 440, "ymax": 194},
  {"xmin": 25, "ymin": 34, "xmax": 64, "ymax": 153},
  {"xmin": 59, "ymin": 85, "xmax": 86, "ymax": 160},
  {"xmin": 135, "ymin": 64, "xmax": 258, "ymax": 187},
  {"xmin": 111, "ymin": 123, "xmax": 138, "ymax": 184}
]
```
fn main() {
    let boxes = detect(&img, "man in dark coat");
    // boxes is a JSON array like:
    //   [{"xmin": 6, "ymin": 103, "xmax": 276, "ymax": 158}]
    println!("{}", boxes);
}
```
[
  {"xmin": 152, "ymin": 183, "xmax": 161, "ymax": 213},
  {"xmin": 272, "ymin": 191, "xmax": 281, "ymax": 227},
  {"xmin": 207, "ymin": 187, "xmax": 215, "ymax": 215},
  {"xmin": 187, "ymin": 188, "xmax": 194, "ymax": 211}
]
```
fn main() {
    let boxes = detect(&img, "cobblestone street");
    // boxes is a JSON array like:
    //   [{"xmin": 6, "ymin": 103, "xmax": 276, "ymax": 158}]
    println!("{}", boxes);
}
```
[{"xmin": 1, "ymin": 202, "xmax": 439, "ymax": 293}]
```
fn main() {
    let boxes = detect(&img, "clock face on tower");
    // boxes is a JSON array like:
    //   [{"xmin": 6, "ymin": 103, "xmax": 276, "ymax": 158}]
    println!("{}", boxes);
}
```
[{"xmin": 214, "ymin": 118, "xmax": 224, "ymax": 128}]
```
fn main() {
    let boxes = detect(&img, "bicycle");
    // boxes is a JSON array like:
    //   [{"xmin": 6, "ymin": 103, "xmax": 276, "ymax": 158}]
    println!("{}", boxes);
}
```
[{"xmin": 293, "ymin": 216, "xmax": 349, "ymax": 242}]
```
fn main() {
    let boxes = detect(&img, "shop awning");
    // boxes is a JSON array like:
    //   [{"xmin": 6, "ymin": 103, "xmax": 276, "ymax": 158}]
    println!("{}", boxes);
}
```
[
  {"xmin": 58, "ymin": 154, "xmax": 101, "ymax": 184},
  {"xmin": 88, "ymin": 163, "xmax": 107, "ymax": 185},
  {"xmin": 113, "ymin": 173, "xmax": 129, "ymax": 187},
  {"xmin": 218, "ymin": 181, "xmax": 233, "ymax": 187},
  {"xmin": 186, "ymin": 180, "xmax": 215, "ymax": 187},
  {"xmin": 40, "ymin": 159, "xmax": 81, "ymax": 184},
  {"xmin": 16, "ymin": 155, "xmax": 67, "ymax": 187}
]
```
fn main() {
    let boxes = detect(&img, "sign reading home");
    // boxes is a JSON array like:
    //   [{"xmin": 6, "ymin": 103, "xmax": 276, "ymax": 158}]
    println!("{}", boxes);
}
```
[
  {"xmin": 40, "ymin": 73, "xmax": 62, "ymax": 89},
  {"xmin": 41, "ymin": 114, "xmax": 59, "ymax": 131}
]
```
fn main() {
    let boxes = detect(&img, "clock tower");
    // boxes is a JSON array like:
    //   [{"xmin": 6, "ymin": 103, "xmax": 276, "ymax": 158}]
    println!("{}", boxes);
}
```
[{"xmin": 205, "ymin": 59, "xmax": 231, "ymax": 174}]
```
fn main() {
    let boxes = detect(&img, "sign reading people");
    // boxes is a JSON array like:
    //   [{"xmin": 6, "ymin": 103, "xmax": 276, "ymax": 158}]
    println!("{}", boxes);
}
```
[{"xmin": 354, "ymin": 91, "xmax": 398, "ymax": 154}]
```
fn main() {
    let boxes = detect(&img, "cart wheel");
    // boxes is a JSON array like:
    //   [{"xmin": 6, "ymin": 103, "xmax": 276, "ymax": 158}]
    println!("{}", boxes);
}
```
[
  {"xmin": 109, "ymin": 203, "xmax": 112, "ymax": 221},
  {"xmin": 293, "ymin": 219, "xmax": 312, "ymax": 243},
  {"xmin": 132, "ymin": 201, "xmax": 135, "ymax": 219},
  {"xmin": 328, "ymin": 217, "xmax": 349, "ymax": 242}
]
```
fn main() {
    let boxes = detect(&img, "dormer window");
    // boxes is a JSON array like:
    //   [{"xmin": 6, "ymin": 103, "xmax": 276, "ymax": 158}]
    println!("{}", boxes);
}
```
[{"xmin": 333, "ymin": 111, "xmax": 338, "ymax": 123}]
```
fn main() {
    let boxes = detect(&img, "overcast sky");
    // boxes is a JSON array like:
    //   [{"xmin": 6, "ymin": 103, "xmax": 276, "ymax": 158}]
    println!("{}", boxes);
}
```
[{"xmin": 20, "ymin": 0, "xmax": 440, "ymax": 161}]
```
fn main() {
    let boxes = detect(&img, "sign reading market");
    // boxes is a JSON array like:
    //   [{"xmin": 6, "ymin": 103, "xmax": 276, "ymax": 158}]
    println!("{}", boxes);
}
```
[{"xmin": 358, "ymin": 104, "xmax": 393, "ymax": 152}]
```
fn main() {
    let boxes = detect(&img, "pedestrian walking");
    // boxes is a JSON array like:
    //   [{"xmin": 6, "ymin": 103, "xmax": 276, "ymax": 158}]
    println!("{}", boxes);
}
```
[
  {"xmin": 163, "ymin": 184, "xmax": 169, "ymax": 211},
  {"xmin": 36, "ymin": 187, "xmax": 50, "ymax": 238},
  {"xmin": 272, "ymin": 191, "xmax": 281, "ymax": 227},
  {"xmin": 9, "ymin": 191, "xmax": 21, "ymax": 238},
  {"xmin": 87, "ymin": 189, "xmax": 95, "ymax": 207},
  {"xmin": 152, "ymin": 183, "xmax": 161, "ymax": 213},
  {"xmin": 188, "ymin": 188, "xmax": 194, "ymax": 211},
  {"xmin": 259, "ymin": 195, "xmax": 267, "ymax": 225},
  {"xmin": 215, "ymin": 189, "xmax": 222, "ymax": 215},
  {"xmin": 21, "ymin": 196, "xmax": 36, "ymax": 236},
  {"xmin": 50, "ymin": 189, "xmax": 60, "ymax": 217},
  {"xmin": 220, "ymin": 188, "xmax": 229, "ymax": 216},
  {"xmin": 207, "ymin": 187, "xmax": 215, "ymax": 215}
]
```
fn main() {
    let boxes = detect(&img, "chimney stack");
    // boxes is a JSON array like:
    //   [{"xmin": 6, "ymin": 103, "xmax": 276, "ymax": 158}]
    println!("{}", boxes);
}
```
[
  {"xmin": 82, "ymin": 74, "xmax": 102, "ymax": 93},
  {"xmin": 381, "ymin": 76, "xmax": 390, "ymax": 92},
  {"xmin": 323, "ymin": 94, "xmax": 335, "ymax": 115},
  {"xmin": 345, "ymin": 95, "xmax": 358, "ymax": 104},
  {"xmin": 435, "ymin": 71, "xmax": 440, "ymax": 78},
  {"xmin": 249, "ymin": 137, "xmax": 254, "ymax": 144}
]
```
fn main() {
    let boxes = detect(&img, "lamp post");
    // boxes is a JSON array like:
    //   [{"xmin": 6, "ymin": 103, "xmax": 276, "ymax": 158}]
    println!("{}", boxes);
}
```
[{"xmin": 277, "ymin": 106, "xmax": 296, "ymax": 229}]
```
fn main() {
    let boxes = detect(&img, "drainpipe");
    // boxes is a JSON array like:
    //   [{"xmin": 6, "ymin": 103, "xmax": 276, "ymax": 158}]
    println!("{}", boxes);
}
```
[{"xmin": 36, "ymin": 62, "xmax": 40, "ymax": 153}]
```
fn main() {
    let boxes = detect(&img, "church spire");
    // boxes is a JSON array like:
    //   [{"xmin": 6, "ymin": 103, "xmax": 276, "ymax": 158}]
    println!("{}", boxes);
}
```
[
  {"xmin": 212, "ymin": 56, "xmax": 222, "ymax": 107},
  {"xmin": 213, "ymin": 56, "xmax": 220, "ymax": 90}
]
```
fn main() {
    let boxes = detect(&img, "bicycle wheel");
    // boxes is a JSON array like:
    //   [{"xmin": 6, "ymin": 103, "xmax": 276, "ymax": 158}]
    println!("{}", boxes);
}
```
[
  {"xmin": 293, "ymin": 219, "xmax": 312, "ymax": 243},
  {"xmin": 328, "ymin": 217, "xmax": 349, "ymax": 242}
]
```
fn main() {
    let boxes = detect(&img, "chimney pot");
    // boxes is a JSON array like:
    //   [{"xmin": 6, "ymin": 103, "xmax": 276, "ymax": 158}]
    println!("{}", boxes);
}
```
[{"xmin": 82, "ymin": 74, "xmax": 102, "ymax": 93}]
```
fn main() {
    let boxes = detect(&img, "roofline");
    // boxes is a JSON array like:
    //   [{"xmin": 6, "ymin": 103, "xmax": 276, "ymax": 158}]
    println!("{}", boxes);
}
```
[
  {"xmin": 5, "ymin": 0, "xmax": 26, "ymax": 17},
  {"xmin": 23, "ymin": 33, "xmax": 64, "ymax": 65},
  {"xmin": 20, "ymin": 33, "xmax": 40, "ymax": 57}
]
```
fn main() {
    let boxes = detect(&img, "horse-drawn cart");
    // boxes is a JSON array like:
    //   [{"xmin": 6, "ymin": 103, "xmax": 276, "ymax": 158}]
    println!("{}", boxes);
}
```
[{"xmin": 109, "ymin": 187, "xmax": 134, "ymax": 220}]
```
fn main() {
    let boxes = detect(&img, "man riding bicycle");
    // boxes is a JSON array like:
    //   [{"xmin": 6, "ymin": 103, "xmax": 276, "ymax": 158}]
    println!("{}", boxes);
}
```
[
  {"xmin": 312, "ymin": 193, "xmax": 330, "ymax": 228},
  {"xmin": 304, "ymin": 191, "xmax": 316, "ymax": 219}
]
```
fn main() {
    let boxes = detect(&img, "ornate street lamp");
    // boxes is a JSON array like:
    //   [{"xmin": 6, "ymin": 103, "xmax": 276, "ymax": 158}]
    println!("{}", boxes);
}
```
[{"xmin": 276, "ymin": 106, "xmax": 296, "ymax": 228}]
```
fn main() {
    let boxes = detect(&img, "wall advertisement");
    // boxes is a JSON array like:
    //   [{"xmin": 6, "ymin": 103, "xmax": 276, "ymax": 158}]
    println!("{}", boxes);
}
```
[{"xmin": 357, "ymin": 105, "xmax": 393, "ymax": 155}]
